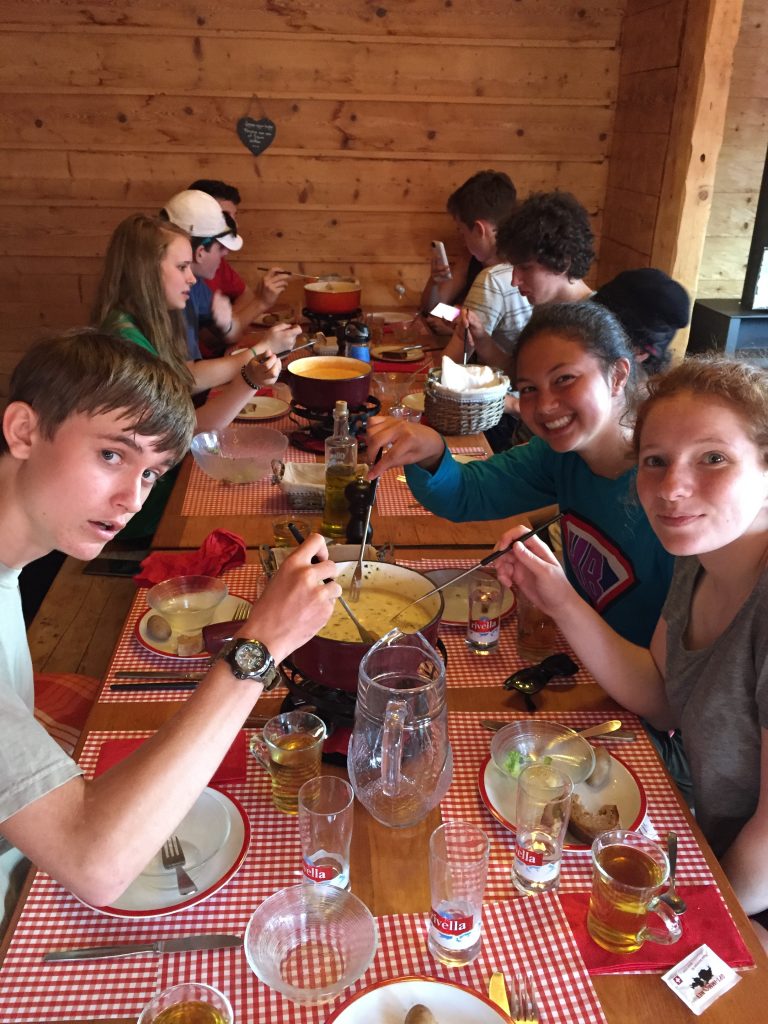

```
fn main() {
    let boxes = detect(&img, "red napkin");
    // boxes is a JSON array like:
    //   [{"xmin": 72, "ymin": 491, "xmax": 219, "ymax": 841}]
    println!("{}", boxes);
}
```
[
  {"xmin": 133, "ymin": 529, "xmax": 246, "ymax": 587},
  {"xmin": 93, "ymin": 731, "xmax": 247, "ymax": 785},
  {"xmin": 560, "ymin": 886, "xmax": 754, "ymax": 973}
]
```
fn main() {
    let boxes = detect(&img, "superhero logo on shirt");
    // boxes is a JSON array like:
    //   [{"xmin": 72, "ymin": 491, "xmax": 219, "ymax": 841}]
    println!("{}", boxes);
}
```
[{"xmin": 562, "ymin": 513, "xmax": 635, "ymax": 612}]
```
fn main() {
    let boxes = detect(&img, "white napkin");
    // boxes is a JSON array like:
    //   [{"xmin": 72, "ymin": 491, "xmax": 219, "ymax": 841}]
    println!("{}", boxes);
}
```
[{"xmin": 441, "ymin": 355, "xmax": 498, "ymax": 391}]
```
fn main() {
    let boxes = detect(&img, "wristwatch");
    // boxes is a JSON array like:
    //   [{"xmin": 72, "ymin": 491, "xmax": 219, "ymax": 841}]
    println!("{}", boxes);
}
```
[{"xmin": 215, "ymin": 637, "xmax": 281, "ymax": 690}]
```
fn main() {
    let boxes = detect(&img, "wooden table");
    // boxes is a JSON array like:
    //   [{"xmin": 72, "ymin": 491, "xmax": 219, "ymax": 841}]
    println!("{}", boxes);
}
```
[{"xmin": 10, "ymin": 552, "xmax": 768, "ymax": 1023}]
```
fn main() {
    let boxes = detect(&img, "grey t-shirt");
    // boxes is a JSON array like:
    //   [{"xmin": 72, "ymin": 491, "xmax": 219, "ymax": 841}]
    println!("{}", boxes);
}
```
[
  {"xmin": 0, "ymin": 563, "xmax": 82, "ymax": 934},
  {"xmin": 663, "ymin": 557, "xmax": 768, "ymax": 856}
]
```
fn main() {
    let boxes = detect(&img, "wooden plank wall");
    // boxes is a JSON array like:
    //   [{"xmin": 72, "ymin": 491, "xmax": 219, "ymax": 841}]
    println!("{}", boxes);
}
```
[
  {"xmin": 698, "ymin": 0, "xmax": 768, "ymax": 299},
  {"xmin": 0, "ymin": 0, "xmax": 624, "ymax": 398}
]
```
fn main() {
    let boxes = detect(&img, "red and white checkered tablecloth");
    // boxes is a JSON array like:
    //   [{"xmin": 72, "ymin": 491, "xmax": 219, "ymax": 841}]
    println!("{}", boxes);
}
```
[
  {"xmin": 100, "ymin": 558, "xmax": 587, "ymax": 704},
  {"xmin": 399, "ymin": 558, "xmax": 594, "ymax": 688},
  {"xmin": 0, "ymin": 728, "xmax": 305, "ymax": 1023},
  {"xmin": 100, "ymin": 564, "xmax": 266, "ymax": 704},
  {"xmin": 376, "ymin": 447, "xmax": 487, "ymax": 516},
  {"xmin": 180, "ymin": 448, "xmax": 316, "ymax": 517},
  {"xmin": 0, "ymin": 729, "xmax": 607, "ymax": 1024},
  {"xmin": 442, "ymin": 710, "xmax": 716, "ymax": 903}
]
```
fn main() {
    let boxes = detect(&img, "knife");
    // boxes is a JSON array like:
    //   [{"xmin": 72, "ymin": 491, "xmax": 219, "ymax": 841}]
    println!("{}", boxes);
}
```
[
  {"xmin": 488, "ymin": 971, "xmax": 511, "ymax": 1016},
  {"xmin": 113, "ymin": 671, "xmax": 207, "ymax": 680},
  {"xmin": 43, "ymin": 933, "xmax": 242, "ymax": 962},
  {"xmin": 480, "ymin": 719, "xmax": 636, "ymax": 740}
]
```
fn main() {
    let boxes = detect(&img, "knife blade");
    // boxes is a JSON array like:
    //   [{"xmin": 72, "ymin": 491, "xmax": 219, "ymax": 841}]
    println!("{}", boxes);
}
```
[
  {"xmin": 43, "ymin": 933, "xmax": 242, "ymax": 962},
  {"xmin": 113, "ymin": 671, "xmax": 207, "ymax": 680},
  {"xmin": 480, "ymin": 719, "xmax": 636, "ymax": 740},
  {"xmin": 488, "ymin": 970, "xmax": 511, "ymax": 1015}
]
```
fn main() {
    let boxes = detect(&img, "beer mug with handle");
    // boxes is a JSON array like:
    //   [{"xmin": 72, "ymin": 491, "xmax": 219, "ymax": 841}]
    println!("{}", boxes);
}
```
[{"xmin": 349, "ymin": 631, "xmax": 453, "ymax": 828}]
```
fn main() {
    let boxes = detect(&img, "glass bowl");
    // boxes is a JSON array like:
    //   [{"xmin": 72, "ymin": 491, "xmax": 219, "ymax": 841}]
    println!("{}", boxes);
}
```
[
  {"xmin": 244, "ymin": 882, "xmax": 378, "ymax": 1005},
  {"xmin": 191, "ymin": 425, "xmax": 288, "ymax": 484},
  {"xmin": 146, "ymin": 575, "xmax": 228, "ymax": 635},
  {"xmin": 490, "ymin": 719, "xmax": 595, "ymax": 784}
]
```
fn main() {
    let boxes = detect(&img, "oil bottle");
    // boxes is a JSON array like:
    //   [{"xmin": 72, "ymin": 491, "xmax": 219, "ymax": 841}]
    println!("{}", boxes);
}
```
[{"xmin": 322, "ymin": 400, "xmax": 358, "ymax": 537}]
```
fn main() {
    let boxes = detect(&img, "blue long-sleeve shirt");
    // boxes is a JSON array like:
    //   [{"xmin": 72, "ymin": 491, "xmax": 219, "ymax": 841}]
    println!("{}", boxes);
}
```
[{"xmin": 405, "ymin": 437, "xmax": 673, "ymax": 646}]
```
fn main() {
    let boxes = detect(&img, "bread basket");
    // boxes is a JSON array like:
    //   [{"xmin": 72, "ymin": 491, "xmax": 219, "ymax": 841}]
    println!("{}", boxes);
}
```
[{"xmin": 424, "ymin": 366, "xmax": 509, "ymax": 435}]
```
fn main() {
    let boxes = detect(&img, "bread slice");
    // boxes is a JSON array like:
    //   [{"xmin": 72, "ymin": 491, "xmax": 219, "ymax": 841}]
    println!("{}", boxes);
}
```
[{"xmin": 568, "ymin": 794, "xmax": 619, "ymax": 844}]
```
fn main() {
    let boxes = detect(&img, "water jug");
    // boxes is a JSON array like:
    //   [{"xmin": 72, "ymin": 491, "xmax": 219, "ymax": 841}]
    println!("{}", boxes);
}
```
[{"xmin": 348, "ymin": 631, "xmax": 453, "ymax": 828}]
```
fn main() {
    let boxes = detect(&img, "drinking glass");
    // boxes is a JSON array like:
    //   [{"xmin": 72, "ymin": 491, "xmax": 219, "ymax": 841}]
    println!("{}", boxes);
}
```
[
  {"xmin": 516, "ymin": 589, "xmax": 558, "ymax": 661},
  {"xmin": 250, "ymin": 711, "xmax": 326, "ymax": 814},
  {"xmin": 588, "ymin": 829, "xmax": 682, "ymax": 953},
  {"xmin": 298, "ymin": 775, "xmax": 354, "ymax": 889},
  {"xmin": 512, "ymin": 763, "xmax": 573, "ymax": 896},
  {"xmin": 427, "ymin": 820, "xmax": 490, "ymax": 966},
  {"xmin": 466, "ymin": 570, "xmax": 503, "ymax": 653},
  {"xmin": 137, "ymin": 983, "xmax": 232, "ymax": 1024}
]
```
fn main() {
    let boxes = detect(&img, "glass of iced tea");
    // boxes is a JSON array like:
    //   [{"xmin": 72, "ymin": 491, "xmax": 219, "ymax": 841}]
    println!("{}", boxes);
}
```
[
  {"xmin": 138, "ymin": 982, "xmax": 232, "ymax": 1024},
  {"xmin": 515, "ymin": 589, "xmax": 558, "ymax": 662},
  {"xmin": 250, "ymin": 711, "xmax": 326, "ymax": 814},
  {"xmin": 587, "ymin": 829, "xmax": 682, "ymax": 954}
]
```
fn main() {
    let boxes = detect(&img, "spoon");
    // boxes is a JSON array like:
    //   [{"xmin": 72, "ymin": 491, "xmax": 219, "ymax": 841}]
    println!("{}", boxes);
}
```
[
  {"xmin": 659, "ymin": 831, "xmax": 687, "ymax": 915},
  {"xmin": 286, "ymin": 522, "xmax": 379, "ymax": 645}
]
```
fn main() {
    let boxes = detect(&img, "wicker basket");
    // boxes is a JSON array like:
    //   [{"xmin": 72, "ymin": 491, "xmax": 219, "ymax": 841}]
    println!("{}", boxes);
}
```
[{"xmin": 424, "ymin": 367, "xmax": 509, "ymax": 435}]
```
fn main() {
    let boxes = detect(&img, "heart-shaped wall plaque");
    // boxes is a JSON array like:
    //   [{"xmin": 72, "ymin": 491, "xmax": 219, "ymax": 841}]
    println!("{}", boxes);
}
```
[{"xmin": 236, "ymin": 116, "xmax": 276, "ymax": 155}]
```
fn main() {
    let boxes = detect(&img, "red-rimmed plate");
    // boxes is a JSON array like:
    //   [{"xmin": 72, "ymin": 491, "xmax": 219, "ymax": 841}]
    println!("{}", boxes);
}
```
[
  {"xmin": 424, "ymin": 569, "xmax": 515, "ymax": 627},
  {"xmin": 478, "ymin": 750, "xmax": 647, "ymax": 851},
  {"xmin": 325, "ymin": 976, "xmax": 512, "ymax": 1022},
  {"xmin": 134, "ymin": 593, "xmax": 252, "ymax": 659},
  {"xmin": 86, "ymin": 787, "xmax": 250, "ymax": 918}
]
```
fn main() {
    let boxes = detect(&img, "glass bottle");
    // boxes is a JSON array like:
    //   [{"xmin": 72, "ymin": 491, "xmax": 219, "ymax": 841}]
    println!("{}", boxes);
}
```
[
  {"xmin": 466, "ymin": 570, "xmax": 503, "ymax": 653},
  {"xmin": 322, "ymin": 400, "xmax": 358, "ymax": 537}
]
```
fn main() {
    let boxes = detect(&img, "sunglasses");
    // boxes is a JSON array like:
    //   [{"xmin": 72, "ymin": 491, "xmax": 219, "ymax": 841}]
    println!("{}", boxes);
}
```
[{"xmin": 502, "ymin": 652, "xmax": 579, "ymax": 710}]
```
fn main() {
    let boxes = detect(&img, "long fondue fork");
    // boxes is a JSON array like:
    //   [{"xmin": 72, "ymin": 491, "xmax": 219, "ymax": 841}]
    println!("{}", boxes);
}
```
[
  {"xmin": 390, "ymin": 512, "xmax": 563, "ymax": 623},
  {"xmin": 286, "ymin": 522, "xmax": 378, "ymax": 644}
]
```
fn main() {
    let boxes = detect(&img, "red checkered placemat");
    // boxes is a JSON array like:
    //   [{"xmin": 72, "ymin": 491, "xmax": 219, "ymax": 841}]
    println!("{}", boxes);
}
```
[
  {"xmin": 376, "ymin": 447, "xmax": 487, "ymax": 516},
  {"xmin": 181, "ymin": 448, "xmax": 316, "ymax": 517},
  {"xmin": 442, "ymin": 710, "xmax": 716, "ymax": 903},
  {"xmin": 399, "ymin": 558, "xmax": 593, "ymax": 688},
  {"xmin": 100, "ymin": 564, "xmax": 266, "ymax": 704},
  {"xmin": 0, "ymin": 728, "xmax": 306, "ymax": 1023}
]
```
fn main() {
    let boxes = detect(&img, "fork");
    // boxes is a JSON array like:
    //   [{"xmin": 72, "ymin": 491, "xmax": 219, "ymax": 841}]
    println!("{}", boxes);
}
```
[
  {"xmin": 232, "ymin": 600, "xmax": 251, "ymax": 621},
  {"xmin": 511, "ymin": 971, "xmax": 539, "ymax": 1024},
  {"xmin": 161, "ymin": 836, "xmax": 198, "ymax": 896}
]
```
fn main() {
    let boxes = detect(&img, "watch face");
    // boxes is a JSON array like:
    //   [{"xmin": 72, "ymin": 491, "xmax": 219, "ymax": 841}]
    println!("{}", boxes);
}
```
[{"xmin": 234, "ymin": 641, "xmax": 268, "ymax": 675}]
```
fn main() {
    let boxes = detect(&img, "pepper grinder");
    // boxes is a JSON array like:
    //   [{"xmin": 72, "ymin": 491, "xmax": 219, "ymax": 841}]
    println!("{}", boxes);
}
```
[{"xmin": 345, "ymin": 475, "xmax": 374, "ymax": 544}]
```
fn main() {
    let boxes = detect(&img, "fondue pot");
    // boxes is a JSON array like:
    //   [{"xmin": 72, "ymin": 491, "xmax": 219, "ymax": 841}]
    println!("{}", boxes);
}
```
[
  {"xmin": 288, "ymin": 355, "xmax": 371, "ymax": 412},
  {"xmin": 291, "ymin": 561, "xmax": 444, "ymax": 693},
  {"xmin": 304, "ymin": 275, "xmax": 361, "ymax": 314}
]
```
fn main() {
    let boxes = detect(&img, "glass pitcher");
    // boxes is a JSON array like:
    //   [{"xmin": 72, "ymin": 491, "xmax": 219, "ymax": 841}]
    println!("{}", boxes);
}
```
[{"xmin": 348, "ymin": 631, "xmax": 453, "ymax": 828}]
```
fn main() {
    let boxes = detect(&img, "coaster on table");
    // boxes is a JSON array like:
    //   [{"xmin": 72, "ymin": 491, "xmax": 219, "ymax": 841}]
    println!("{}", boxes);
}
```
[{"xmin": 559, "ymin": 886, "xmax": 754, "ymax": 974}]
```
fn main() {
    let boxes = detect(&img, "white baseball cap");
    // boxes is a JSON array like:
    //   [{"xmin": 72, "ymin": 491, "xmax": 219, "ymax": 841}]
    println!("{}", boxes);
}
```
[{"xmin": 162, "ymin": 189, "xmax": 243, "ymax": 251}]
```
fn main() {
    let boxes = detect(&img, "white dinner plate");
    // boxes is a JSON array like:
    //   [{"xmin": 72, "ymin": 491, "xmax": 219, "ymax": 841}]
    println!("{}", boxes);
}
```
[
  {"xmin": 325, "ymin": 976, "xmax": 512, "ymax": 1022},
  {"xmin": 478, "ymin": 750, "xmax": 646, "ymax": 851},
  {"xmin": 236, "ymin": 396, "xmax": 290, "ymax": 421},
  {"xmin": 87, "ymin": 787, "xmax": 250, "ymax": 918},
  {"xmin": 425, "ymin": 568, "xmax": 515, "ymax": 626},
  {"xmin": 371, "ymin": 344, "xmax": 424, "ymax": 363},
  {"xmin": 134, "ymin": 593, "xmax": 251, "ymax": 660}
]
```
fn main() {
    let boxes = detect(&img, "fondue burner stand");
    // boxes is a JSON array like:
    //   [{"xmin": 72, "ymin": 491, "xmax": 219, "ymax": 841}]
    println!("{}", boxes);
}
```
[
  {"xmin": 279, "ymin": 659, "xmax": 356, "ymax": 766},
  {"xmin": 289, "ymin": 395, "xmax": 380, "ymax": 453},
  {"xmin": 302, "ymin": 307, "xmax": 363, "ymax": 339}
]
